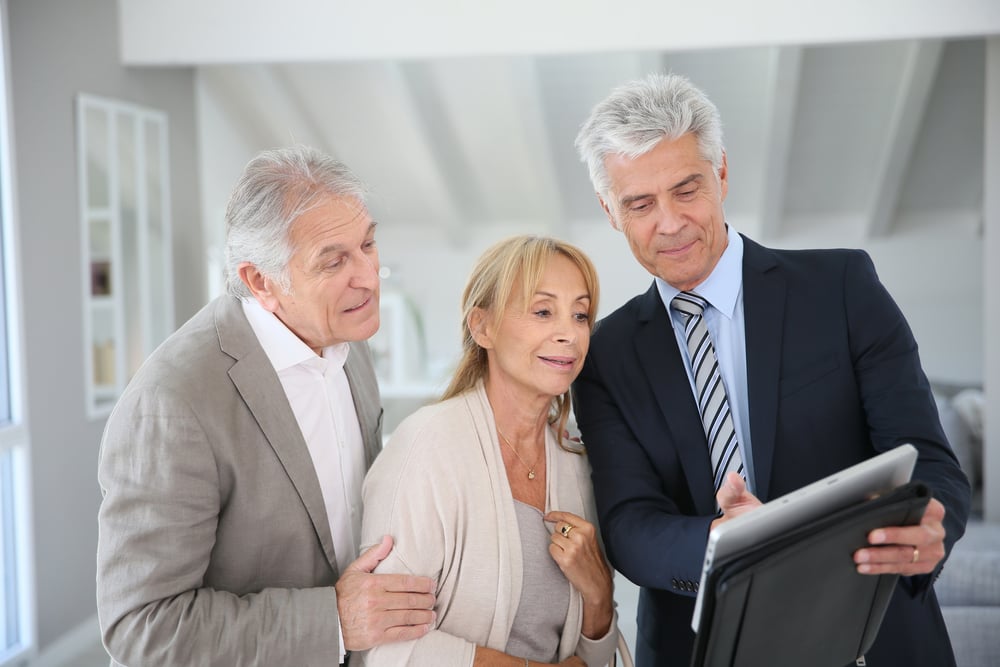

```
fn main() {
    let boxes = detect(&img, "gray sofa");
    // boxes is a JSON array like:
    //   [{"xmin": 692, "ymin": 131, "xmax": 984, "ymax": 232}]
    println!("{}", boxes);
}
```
[
  {"xmin": 937, "ymin": 520, "xmax": 1000, "ymax": 667},
  {"xmin": 932, "ymin": 386, "xmax": 999, "ymax": 667}
]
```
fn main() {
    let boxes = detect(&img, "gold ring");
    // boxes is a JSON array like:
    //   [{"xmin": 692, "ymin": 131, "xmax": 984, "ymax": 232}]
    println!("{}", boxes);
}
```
[
  {"xmin": 912, "ymin": 546, "xmax": 919, "ymax": 564},
  {"xmin": 560, "ymin": 523, "xmax": 575, "ymax": 538}
]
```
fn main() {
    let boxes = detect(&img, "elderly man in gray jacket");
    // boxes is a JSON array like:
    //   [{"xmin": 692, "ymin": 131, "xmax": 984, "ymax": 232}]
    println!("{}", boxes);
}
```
[{"xmin": 97, "ymin": 146, "xmax": 435, "ymax": 666}]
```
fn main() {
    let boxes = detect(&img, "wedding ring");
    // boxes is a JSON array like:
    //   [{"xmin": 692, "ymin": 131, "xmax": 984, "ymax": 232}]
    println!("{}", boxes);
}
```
[
  {"xmin": 560, "ymin": 523, "xmax": 575, "ymax": 538},
  {"xmin": 911, "ymin": 546, "xmax": 919, "ymax": 564}
]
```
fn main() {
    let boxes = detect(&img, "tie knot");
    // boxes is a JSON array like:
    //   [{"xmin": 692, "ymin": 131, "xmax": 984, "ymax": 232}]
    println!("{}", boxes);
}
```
[{"xmin": 671, "ymin": 291, "xmax": 708, "ymax": 318}]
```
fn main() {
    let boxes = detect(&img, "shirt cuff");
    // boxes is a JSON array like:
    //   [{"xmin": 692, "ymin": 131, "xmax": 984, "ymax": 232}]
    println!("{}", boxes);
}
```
[{"xmin": 338, "ymin": 615, "xmax": 346, "ymax": 664}]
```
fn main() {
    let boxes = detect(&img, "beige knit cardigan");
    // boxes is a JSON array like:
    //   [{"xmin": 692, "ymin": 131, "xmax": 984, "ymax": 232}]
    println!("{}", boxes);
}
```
[{"xmin": 357, "ymin": 381, "xmax": 618, "ymax": 667}]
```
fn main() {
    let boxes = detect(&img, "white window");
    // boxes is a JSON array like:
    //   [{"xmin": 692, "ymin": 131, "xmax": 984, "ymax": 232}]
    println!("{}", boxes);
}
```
[
  {"xmin": 0, "ymin": 2, "xmax": 35, "ymax": 663},
  {"xmin": 76, "ymin": 94, "xmax": 173, "ymax": 418}
]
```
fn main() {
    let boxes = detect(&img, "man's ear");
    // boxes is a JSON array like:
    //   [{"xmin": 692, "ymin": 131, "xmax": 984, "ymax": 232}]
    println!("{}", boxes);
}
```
[
  {"xmin": 238, "ymin": 263, "xmax": 280, "ymax": 313},
  {"xmin": 468, "ymin": 307, "xmax": 494, "ymax": 350},
  {"xmin": 718, "ymin": 150, "xmax": 729, "ymax": 201},
  {"xmin": 599, "ymin": 195, "xmax": 622, "ymax": 231}
]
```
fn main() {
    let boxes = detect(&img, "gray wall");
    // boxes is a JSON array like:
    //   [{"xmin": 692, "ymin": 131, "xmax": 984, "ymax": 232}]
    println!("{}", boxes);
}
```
[{"xmin": 7, "ymin": 0, "xmax": 203, "ymax": 649}]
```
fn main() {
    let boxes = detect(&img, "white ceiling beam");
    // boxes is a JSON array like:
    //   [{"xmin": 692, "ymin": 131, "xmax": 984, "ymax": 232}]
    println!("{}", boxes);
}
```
[
  {"xmin": 197, "ymin": 67, "xmax": 283, "ymax": 148},
  {"xmin": 395, "ymin": 61, "xmax": 486, "ymax": 237},
  {"xmin": 417, "ymin": 57, "xmax": 563, "ymax": 235},
  {"xmin": 509, "ymin": 58, "xmax": 567, "ymax": 236},
  {"xmin": 231, "ymin": 65, "xmax": 329, "ymax": 149},
  {"xmin": 268, "ymin": 64, "xmax": 347, "ymax": 154},
  {"xmin": 278, "ymin": 62, "xmax": 466, "ymax": 239},
  {"xmin": 756, "ymin": 46, "xmax": 802, "ymax": 241},
  {"xmin": 371, "ymin": 63, "xmax": 467, "ymax": 244},
  {"xmin": 120, "ymin": 1, "xmax": 1000, "ymax": 65},
  {"xmin": 531, "ymin": 51, "xmax": 660, "ymax": 226},
  {"xmin": 866, "ymin": 40, "xmax": 944, "ymax": 238}
]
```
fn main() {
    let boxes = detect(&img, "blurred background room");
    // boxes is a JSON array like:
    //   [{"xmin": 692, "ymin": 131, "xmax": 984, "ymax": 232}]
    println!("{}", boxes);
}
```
[{"xmin": 0, "ymin": 1, "xmax": 998, "ymax": 665}]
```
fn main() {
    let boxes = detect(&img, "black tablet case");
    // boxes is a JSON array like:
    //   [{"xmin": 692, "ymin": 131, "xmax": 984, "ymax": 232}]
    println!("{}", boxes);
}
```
[{"xmin": 690, "ymin": 480, "xmax": 931, "ymax": 667}]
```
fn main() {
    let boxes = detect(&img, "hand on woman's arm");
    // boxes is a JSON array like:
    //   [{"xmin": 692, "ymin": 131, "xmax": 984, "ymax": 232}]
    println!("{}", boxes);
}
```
[{"xmin": 544, "ymin": 511, "xmax": 614, "ymax": 639}]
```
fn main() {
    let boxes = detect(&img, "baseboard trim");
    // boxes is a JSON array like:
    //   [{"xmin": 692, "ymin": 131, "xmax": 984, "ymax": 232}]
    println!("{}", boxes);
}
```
[{"xmin": 29, "ymin": 613, "xmax": 101, "ymax": 667}]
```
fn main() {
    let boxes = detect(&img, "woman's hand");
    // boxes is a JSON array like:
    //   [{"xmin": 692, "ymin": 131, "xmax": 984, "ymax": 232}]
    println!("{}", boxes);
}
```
[{"xmin": 545, "ymin": 510, "xmax": 614, "ymax": 639}]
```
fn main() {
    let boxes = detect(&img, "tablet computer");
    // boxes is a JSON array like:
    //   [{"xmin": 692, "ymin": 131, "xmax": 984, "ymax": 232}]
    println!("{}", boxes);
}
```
[{"xmin": 691, "ymin": 443, "xmax": 918, "ymax": 632}]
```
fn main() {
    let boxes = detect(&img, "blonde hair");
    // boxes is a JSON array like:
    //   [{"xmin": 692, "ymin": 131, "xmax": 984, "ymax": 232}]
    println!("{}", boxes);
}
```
[{"xmin": 441, "ymin": 235, "xmax": 600, "ymax": 444}]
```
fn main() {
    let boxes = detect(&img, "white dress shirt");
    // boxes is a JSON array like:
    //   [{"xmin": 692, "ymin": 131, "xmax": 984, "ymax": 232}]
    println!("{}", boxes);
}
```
[
  {"xmin": 655, "ymin": 224, "xmax": 757, "ymax": 493},
  {"xmin": 243, "ymin": 299, "xmax": 365, "ymax": 664},
  {"xmin": 242, "ymin": 299, "xmax": 366, "ymax": 663}
]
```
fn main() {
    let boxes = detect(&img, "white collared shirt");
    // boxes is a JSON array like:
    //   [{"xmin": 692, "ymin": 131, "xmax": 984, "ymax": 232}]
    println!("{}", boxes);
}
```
[
  {"xmin": 241, "ymin": 299, "xmax": 366, "ymax": 575},
  {"xmin": 655, "ymin": 224, "xmax": 756, "ymax": 492}
]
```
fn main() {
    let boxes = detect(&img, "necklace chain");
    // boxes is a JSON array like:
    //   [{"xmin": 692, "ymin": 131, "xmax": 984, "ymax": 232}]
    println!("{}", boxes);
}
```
[{"xmin": 497, "ymin": 428, "xmax": 541, "ymax": 480}]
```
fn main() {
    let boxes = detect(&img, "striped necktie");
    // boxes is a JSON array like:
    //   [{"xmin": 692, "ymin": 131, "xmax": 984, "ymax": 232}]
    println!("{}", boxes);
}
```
[{"xmin": 671, "ymin": 291, "xmax": 745, "ymax": 496}]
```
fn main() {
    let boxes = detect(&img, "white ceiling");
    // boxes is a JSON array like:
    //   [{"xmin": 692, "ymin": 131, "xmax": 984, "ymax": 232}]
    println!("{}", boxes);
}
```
[
  {"xmin": 110, "ymin": 1, "xmax": 999, "ymax": 248},
  {"xmin": 191, "ymin": 37, "xmax": 987, "ymax": 246},
  {"xmin": 119, "ymin": 0, "xmax": 1000, "ymax": 64}
]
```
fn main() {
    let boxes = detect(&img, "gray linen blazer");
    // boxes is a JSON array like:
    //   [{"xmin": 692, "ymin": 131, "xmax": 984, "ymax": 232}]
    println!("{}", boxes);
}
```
[{"xmin": 96, "ymin": 295, "xmax": 383, "ymax": 667}]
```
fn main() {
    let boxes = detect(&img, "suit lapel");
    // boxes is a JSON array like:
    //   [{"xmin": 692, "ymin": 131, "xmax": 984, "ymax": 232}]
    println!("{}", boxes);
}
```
[
  {"xmin": 635, "ymin": 284, "xmax": 718, "ymax": 514},
  {"xmin": 741, "ymin": 236, "xmax": 785, "ymax": 500},
  {"xmin": 344, "ymin": 341, "xmax": 383, "ymax": 468},
  {"xmin": 215, "ymin": 297, "xmax": 340, "ymax": 574}
]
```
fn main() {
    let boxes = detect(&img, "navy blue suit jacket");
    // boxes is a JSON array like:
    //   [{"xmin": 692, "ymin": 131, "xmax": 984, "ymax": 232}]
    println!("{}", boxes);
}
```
[{"xmin": 574, "ymin": 236, "xmax": 971, "ymax": 666}]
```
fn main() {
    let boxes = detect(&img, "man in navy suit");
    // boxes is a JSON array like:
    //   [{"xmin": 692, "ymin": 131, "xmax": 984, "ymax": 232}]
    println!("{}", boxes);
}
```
[{"xmin": 572, "ymin": 73, "xmax": 970, "ymax": 666}]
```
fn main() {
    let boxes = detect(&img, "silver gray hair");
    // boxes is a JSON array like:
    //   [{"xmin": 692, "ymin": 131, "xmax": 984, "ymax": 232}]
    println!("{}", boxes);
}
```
[
  {"xmin": 224, "ymin": 145, "xmax": 368, "ymax": 298},
  {"xmin": 574, "ymin": 73, "xmax": 725, "ymax": 199}
]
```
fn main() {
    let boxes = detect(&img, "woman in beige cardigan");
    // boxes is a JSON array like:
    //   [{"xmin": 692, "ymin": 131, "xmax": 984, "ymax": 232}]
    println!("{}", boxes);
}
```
[{"xmin": 358, "ymin": 236, "xmax": 619, "ymax": 667}]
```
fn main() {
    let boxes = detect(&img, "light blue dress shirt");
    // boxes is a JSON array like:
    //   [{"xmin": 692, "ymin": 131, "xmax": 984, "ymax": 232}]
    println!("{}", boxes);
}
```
[{"xmin": 655, "ymin": 224, "xmax": 756, "ymax": 494}]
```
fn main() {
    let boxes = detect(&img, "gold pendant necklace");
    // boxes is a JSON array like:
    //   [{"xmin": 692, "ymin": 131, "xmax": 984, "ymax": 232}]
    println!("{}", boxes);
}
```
[{"xmin": 497, "ymin": 428, "xmax": 540, "ymax": 480}]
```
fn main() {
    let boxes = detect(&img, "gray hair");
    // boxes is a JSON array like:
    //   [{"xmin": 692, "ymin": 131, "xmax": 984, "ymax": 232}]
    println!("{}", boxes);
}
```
[
  {"xmin": 224, "ymin": 145, "xmax": 368, "ymax": 298},
  {"xmin": 574, "ymin": 73, "xmax": 725, "ymax": 199}
]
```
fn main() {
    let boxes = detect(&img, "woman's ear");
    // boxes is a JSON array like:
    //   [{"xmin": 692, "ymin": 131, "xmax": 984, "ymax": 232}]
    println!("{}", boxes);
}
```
[{"xmin": 468, "ymin": 307, "xmax": 494, "ymax": 349}]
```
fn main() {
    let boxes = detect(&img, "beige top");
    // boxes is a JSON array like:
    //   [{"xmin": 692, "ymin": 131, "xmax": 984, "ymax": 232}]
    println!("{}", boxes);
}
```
[{"xmin": 356, "ymin": 381, "xmax": 618, "ymax": 667}]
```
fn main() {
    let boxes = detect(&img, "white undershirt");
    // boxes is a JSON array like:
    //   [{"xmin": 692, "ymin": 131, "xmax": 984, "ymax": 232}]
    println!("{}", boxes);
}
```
[{"xmin": 242, "ymin": 299, "xmax": 366, "ymax": 663}]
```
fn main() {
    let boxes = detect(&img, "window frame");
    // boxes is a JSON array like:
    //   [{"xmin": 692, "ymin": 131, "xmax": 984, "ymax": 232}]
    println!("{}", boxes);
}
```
[{"xmin": 0, "ymin": 0, "xmax": 36, "ymax": 663}]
